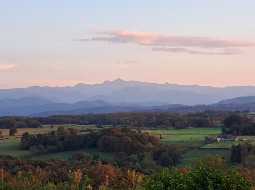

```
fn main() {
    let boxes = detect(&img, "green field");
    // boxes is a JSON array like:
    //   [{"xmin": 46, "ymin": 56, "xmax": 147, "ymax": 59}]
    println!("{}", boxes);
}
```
[
  {"xmin": 0, "ymin": 137, "xmax": 30, "ymax": 157},
  {"xmin": 145, "ymin": 128, "xmax": 221, "ymax": 145},
  {"xmin": 201, "ymin": 141, "xmax": 236, "ymax": 149},
  {"xmin": 143, "ymin": 128, "xmax": 232, "ymax": 165},
  {"xmin": 0, "ymin": 124, "xmax": 104, "ymax": 159},
  {"xmin": 181, "ymin": 148, "xmax": 230, "ymax": 166},
  {"xmin": 0, "ymin": 137, "xmax": 114, "ymax": 161},
  {"xmin": 0, "ymin": 124, "xmax": 101, "ymax": 137},
  {"xmin": 0, "ymin": 127, "xmax": 243, "ymax": 166}
]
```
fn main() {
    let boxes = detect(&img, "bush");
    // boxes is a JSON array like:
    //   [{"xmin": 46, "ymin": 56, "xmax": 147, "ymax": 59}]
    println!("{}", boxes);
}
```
[
  {"xmin": 144, "ymin": 166, "xmax": 251, "ymax": 190},
  {"xmin": 9, "ymin": 128, "xmax": 17, "ymax": 136},
  {"xmin": 223, "ymin": 114, "xmax": 255, "ymax": 136},
  {"xmin": 152, "ymin": 145, "xmax": 183, "ymax": 167}
]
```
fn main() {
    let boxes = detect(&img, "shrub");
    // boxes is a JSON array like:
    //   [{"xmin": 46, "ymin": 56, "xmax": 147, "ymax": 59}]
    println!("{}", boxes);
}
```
[{"xmin": 144, "ymin": 166, "xmax": 251, "ymax": 190}]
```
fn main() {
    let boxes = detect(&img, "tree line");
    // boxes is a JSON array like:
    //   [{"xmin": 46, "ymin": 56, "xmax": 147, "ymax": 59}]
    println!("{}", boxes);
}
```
[
  {"xmin": 0, "ymin": 111, "xmax": 241, "ymax": 130},
  {"xmin": 0, "ymin": 117, "xmax": 41, "ymax": 129},
  {"xmin": 223, "ymin": 114, "xmax": 255, "ymax": 135},
  {"xmin": 2, "ymin": 112, "xmax": 253, "ymax": 131},
  {"xmin": 37, "ymin": 112, "xmax": 224, "ymax": 129}
]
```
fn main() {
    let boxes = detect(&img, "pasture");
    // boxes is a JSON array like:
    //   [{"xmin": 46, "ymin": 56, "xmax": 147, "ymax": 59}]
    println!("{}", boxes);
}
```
[
  {"xmin": 145, "ymin": 128, "xmax": 221, "ymax": 145},
  {"xmin": 0, "ymin": 126, "xmax": 250, "ymax": 166},
  {"xmin": 0, "ymin": 137, "xmax": 30, "ymax": 157},
  {"xmin": 0, "ymin": 124, "xmax": 102, "ymax": 137},
  {"xmin": 0, "ymin": 124, "xmax": 103, "ymax": 158},
  {"xmin": 144, "ymin": 128, "xmax": 232, "ymax": 165}
]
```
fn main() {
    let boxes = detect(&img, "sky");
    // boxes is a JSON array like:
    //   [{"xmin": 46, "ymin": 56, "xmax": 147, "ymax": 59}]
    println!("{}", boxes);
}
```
[{"xmin": 1, "ymin": 0, "xmax": 255, "ymax": 88}]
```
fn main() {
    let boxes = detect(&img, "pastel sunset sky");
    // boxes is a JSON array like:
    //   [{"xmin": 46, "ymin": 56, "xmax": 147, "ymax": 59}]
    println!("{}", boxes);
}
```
[{"xmin": 1, "ymin": 0, "xmax": 255, "ymax": 88}]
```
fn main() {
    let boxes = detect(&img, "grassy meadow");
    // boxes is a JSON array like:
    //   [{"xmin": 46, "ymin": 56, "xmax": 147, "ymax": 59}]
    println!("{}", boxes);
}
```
[
  {"xmin": 145, "ymin": 128, "xmax": 232, "ymax": 165},
  {"xmin": 145, "ymin": 128, "xmax": 221, "ymax": 145}
]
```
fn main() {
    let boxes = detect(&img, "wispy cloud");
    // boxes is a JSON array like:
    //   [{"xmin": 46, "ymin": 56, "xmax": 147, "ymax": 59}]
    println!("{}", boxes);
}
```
[
  {"xmin": 79, "ymin": 30, "xmax": 254, "ymax": 55},
  {"xmin": 0, "ymin": 64, "xmax": 16, "ymax": 71},
  {"xmin": 152, "ymin": 47, "xmax": 242, "ymax": 55}
]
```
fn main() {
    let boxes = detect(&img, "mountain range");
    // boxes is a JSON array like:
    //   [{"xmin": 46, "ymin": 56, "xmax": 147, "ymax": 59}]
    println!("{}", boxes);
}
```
[{"xmin": 1, "ymin": 79, "xmax": 255, "ymax": 116}]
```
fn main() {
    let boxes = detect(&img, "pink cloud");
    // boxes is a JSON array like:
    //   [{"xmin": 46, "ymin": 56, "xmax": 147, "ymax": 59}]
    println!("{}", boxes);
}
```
[
  {"xmin": 80, "ymin": 30, "xmax": 255, "ymax": 55},
  {"xmin": 0, "ymin": 64, "xmax": 16, "ymax": 71}
]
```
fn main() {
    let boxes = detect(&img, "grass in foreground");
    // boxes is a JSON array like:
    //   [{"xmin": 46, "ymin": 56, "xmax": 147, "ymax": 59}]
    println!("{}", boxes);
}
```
[{"xmin": 181, "ymin": 148, "xmax": 230, "ymax": 166}]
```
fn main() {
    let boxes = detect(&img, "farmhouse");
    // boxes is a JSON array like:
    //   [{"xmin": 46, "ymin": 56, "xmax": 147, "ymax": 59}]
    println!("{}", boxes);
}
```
[
  {"xmin": 216, "ymin": 135, "xmax": 236, "ymax": 142},
  {"xmin": 247, "ymin": 112, "xmax": 255, "ymax": 122}
]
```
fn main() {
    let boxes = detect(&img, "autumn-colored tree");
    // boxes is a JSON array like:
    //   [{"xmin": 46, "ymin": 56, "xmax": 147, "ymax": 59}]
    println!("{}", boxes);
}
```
[
  {"xmin": 9, "ymin": 128, "xmax": 17, "ymax": 136},
  {"xmin": 90, "ymin": 163, "xmax": 118, "ymax": 188}
]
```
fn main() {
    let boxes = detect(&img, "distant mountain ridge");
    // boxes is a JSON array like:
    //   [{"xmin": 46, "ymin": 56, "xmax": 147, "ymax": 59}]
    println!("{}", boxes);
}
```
[
  {"xmin": 0, "ymin": 95, "xmax": 255, "ymax": 116},
  {"xmin": 1, "ymin": 79, "xmax": 255, "ymax": 106},
  {"xmin": 217, "ymin": 96, "xmax": 255, "ymax": 105},
  {"xmin": 1, "ymin": 80, "xmax": 255, "ymax": 116},
  {"xmin": 0, "ymin": 98, "xmax": 116, "ymax": 116}
]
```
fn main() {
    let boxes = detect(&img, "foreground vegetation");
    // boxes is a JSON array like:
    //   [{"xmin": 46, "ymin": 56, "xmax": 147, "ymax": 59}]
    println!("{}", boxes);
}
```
[
  {"xmin": 0, "ymin": 156, "xmax": 253, "ymax": 190},
  {"xmin": 0, "ymin": 112, "xmax": 254, "ymax": 189}
]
